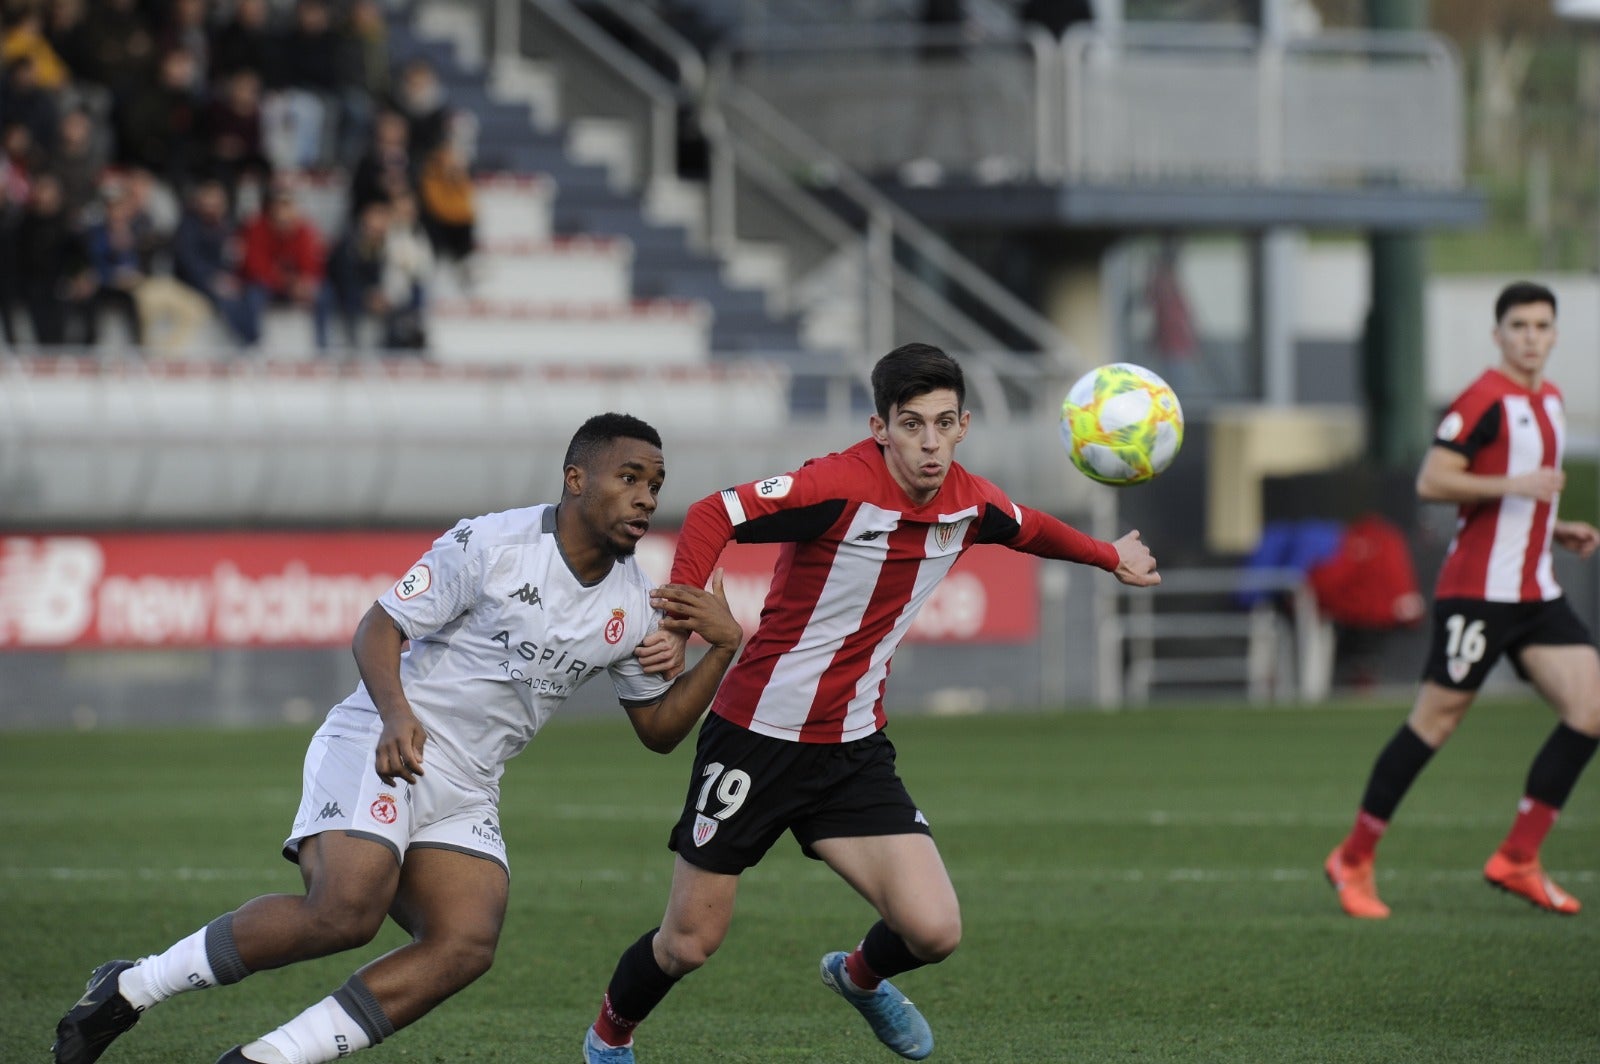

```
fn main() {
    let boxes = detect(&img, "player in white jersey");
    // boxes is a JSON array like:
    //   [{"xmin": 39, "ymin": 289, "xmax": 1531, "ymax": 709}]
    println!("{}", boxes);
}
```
[{"xmin": 52, "ymin": 413, "xmax": 744, "ymax": 1064}]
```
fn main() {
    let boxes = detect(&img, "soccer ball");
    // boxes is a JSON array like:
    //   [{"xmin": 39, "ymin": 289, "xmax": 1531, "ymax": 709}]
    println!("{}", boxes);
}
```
[{"xmin": 1059, "ymin": 363, "xmax": 1184, "ymax": 486}]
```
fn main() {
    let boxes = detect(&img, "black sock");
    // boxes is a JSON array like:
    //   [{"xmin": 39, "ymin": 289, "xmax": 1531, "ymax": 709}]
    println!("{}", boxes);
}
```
[
  {"xmin": 859, "ymin": 920, "xmax": 927, "ymax": 981},
  {"xmin": 1359, "ymin": 724, "xmax": 1436, "ymax": 821},
  {"xmin": 1525, "ymin": 723, "xmax": 1600, "ymax": 809},
  {"xmin": 605, "ymin": 929, "xmax": 680, "ymax": 1027}
]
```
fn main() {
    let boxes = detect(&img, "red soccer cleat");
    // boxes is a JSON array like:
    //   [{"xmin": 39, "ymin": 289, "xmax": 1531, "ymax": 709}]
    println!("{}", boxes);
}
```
[
  {"xmin": 1483, "ymin": 851, "xmax": 1581, "ymax": 914},
  {"xmin": 1324, "ymin": 846, "xmax": 1391, "ymax": 919}
]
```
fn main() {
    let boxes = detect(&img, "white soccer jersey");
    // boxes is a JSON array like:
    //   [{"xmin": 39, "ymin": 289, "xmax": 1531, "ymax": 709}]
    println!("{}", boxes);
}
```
[{"xmin": 321, "ymin": 504, "xmax": 669, "ymax": 787}]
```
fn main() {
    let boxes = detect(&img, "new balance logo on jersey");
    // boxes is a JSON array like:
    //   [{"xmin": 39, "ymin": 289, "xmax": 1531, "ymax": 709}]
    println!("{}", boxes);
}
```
[
  {"xmin": 508, "ymin": 583, "xmax": 542, "ymax": 608},
  {"xmin": 854, "ymin": 530, "xmax": 885, "ymax": 542},
  {"xmin": 453, "ymin": 526, "xmax": 473, "ymax": 549},
  {"xmin": 316, "ymin": 802, "xmax": 344, "ymax": 821}
]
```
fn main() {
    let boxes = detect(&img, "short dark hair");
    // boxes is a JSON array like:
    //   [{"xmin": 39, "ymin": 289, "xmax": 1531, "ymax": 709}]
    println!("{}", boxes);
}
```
[
  {"xmin": 871, "ymin": 343, "xmax": 966, "ymax": 419},
  {"xmin": 1495, "ymin": 281, "xmax": 1556, "ymax": 324},
  {"xmin": 563, "ymin": 412, "xmax": 662, "ymax": 471}
]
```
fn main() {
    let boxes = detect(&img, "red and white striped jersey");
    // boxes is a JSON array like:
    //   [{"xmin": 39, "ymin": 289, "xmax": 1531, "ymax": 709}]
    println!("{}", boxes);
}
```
[
  {"xmin": 1432, "ymin": 368, "xmax": 1566, "ymax": 603},
  {"xmin": 670, "ymin": 438, "xmax": 1118, "ymax": 743}
]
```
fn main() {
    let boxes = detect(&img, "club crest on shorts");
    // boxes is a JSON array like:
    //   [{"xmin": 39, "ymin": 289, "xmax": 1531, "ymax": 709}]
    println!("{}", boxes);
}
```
[
  {"xmin": 692, "ymin": 813, "xmax": 718, "ymax": 847},
  {"xmin": 370, "ymin": 794, "xmax": 398, "ymax": 825},
  {"xmin": 1447, "ymin": 657, "xmax": 1471, "ymax": 684},
  {"xmin": 605, "ymin": 608, "xmax": 626, "ymax": 645}
]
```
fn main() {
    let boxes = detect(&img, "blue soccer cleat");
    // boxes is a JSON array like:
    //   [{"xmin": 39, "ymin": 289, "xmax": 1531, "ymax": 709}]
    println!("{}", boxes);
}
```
[
  {"xmin": 820, "ymin": 951, "xmax": 934, "ymax": 1060},
  {"xmin": 583, "ymin": 1026, "xmax": 637, "ymax": 1063}
]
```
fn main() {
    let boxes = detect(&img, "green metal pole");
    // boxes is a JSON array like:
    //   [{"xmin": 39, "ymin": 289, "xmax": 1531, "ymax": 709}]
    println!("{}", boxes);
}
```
[{"xmin": 1363, "ymin": 0, "xmax": 1430, "ymax": 471}]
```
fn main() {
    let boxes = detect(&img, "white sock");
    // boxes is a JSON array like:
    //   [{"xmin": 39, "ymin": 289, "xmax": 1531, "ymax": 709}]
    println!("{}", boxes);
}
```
[
  {"xmin": 118, "ymin": 926, "xmax": 217, "ymax": 1010},
  {"xmin": 249, "ymin": 996, "xmax": 375, "ymax": 1064}
]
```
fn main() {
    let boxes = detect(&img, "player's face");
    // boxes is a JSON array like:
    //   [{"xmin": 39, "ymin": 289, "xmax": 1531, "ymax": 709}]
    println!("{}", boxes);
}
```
[
  {"xmin": 578, "ymin": 438, "xmax": 664, "ymax": 557},
  {"xmin": 1494, "ymin": 301, "xmax": 1557, "ymax": 386},
  {"xmin": 871, "ymin": 388, "xmax": 970, "ymax": 505}
]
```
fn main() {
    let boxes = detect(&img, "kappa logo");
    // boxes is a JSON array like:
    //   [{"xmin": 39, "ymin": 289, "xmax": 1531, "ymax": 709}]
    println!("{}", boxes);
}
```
[
  {"xmin": 604, "ymin": 607, "xmax": 626, "ymax": 645},
  {"xmin": 692, "ymin": 813, "xmax": 718, "ymax": 847},
  {"xmin": 509, "ymin": 583, "xmax": 543, "ymax": 608},
  {"xmin": 316, "ymin": 801, "xmax": 344, "ymax": 821}
]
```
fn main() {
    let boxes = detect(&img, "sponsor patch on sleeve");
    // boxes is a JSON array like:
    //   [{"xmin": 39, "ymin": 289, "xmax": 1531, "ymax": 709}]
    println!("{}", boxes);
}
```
[
  {"xmin": 396, "ymin": 563, "xmax": 431, "ymax": 600},
  {"xmin": 1435, "ymin": 411, "xmax": 1464, "ymax": 442},
  {"xmin": 753, "ymin": 474, "xmax": 793, "ymax": 499}
]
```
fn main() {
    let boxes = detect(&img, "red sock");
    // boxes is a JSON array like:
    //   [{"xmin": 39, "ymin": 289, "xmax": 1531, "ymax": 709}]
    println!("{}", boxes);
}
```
[
  {"xmin": 593, "ymin": 992, "xmax": 639, "ymax": 1048},
  {"xmin": 1340, "ymin": 810, "xmax": 1389, "ymax": 864},
  {"xmin": 1499, "ymin": 797, "xmax": 1559, "ymax": 863},
  {"xmin": 844, "ymin": 949, "xmax": 882, "ymax": 992}
]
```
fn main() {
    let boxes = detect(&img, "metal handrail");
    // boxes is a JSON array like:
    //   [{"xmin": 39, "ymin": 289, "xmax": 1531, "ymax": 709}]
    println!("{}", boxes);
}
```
[{"xmin": 707, "ymin": 75, "xmax": 1082, "ymax": 368}]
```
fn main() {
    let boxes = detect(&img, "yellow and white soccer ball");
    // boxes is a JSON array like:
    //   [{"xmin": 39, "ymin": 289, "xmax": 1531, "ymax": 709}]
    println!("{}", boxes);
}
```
[{"xmin": 1059, "ymin": 362, "xmax": 1184, "ymax": 486}]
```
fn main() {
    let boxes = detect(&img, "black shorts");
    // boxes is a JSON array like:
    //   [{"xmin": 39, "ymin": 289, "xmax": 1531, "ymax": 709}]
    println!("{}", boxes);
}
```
[
  {"xmin": 667, "ymin": 712, "xmax": 932, "ymax": 875},
  {"xmin": 1421, "ymin": 596, "xmax": 1594, "ymax": 691}
]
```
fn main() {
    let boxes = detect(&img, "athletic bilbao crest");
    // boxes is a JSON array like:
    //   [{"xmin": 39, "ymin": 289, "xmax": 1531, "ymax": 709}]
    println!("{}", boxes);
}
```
[
  {"xmin": 1447, "ymin": 658, "xmax": 1470, "ymax": 683},
  {"xmin": 604, "ymin": 608, "xmax": 625, "ymax": 644},
  {"xmin": 692, "ymin": 813, "xmax": 718, "ymax": 847},
  {"xmin": 934, "ymin": 523, "xmax": 957, "ymax": 551}
]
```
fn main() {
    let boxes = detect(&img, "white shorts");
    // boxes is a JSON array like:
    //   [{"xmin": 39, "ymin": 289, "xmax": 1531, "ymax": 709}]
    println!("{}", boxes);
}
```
[{"xmin": 283, "ymin": 730, "xmax": 510, "ymax": 875}]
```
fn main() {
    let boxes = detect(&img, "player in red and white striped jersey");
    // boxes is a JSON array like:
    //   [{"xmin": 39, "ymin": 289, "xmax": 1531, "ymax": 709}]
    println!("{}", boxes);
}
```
[
  {"xmin": 584, "ymin": 344, "xmax": 1161, "ymax": 1064},
  {"xmin": 1326, "ymin": 282, "xmax": 1600, "ymax": 919}
]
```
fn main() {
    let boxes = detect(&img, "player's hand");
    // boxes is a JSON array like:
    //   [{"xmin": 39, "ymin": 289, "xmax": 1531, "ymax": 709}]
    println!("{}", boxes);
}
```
[
  {"xmin": 652, "ymin": 569, "xmax": 743, "ymax": 653},
  {"xmin": 1511, "ymin": 467, "xmax": 1565, "ymax": 503},
  {"xmin": 375, "ymin": 709, "xmax": 428, "ymax": 786},
  {"xmin": 1112, "ymin": 529, "xmax": 1161, "ymax": 587},
  {"xmin": 636, "ymin": 628, "xmax": 688, "ymax": 679},
  {"xmin": 1555, "ymin": 520, "xmax": 1600, "ymax": 559}
]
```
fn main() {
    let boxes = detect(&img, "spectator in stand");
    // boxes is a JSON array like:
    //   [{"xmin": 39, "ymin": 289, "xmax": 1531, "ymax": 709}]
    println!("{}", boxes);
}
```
[
  {"xmin": 266, "ymin": 0, "xmax": 363, "ymax": 170},
  {"xmin": 0, "ymin": 172, "xmax": 19, "ymax": 344},
  {"xmin": 173, "ymin": 176, "xmax": 256, "ymax": 347},
  {"xmin": 85, "ymin": 180, "xmax": 210, "ymax": 356},
  {"xmin": 117, "ymin": 47, "xmax": 205, "ymax": 191},
  {"xmin": 418, "ymin": 140, "xmax": 475, "ymax": 268},
  {"xmin": 389, "ymin": 56, "xmax": 450, "ymax": 161},
  {"xmin": 239, "ymin": 182, "xmax": 324, "ymax": 346},
  {"xmin": 348, "ymin": 107, "xmax": 411, "ymax": 219},
  {"xmin": 83, "ymin": 182, "xmax": 150, "ymax": 345},
  {"xmin": 381, "ymin": 188, "xmax": 431, "ymax": 350},
  {"xmin": 346, "ymin": 0, "xmax": 391, "ymax": 92},
  {"xmin": 157, "ymin": 0, "xmax": 211, "ymax": 99},
  {"xmin": 44, "ymin": 0, "xmax": 96, "ymax": 86},
  {"xmin": 0, "ymin": 120, "xmax": 38, "ymax": 205},
  {"xmin": 2, "ymin": 55, "xmax": 61, "ymax": 154},
  {"xmin": 2, "ymin": 5, "xmax": 70, "ymax": 93},
  {"xmin": 315, "ymin": 195, "xmax": 390, "ymax": 352},
  {"xmin": 204, "ymin": 67, "xmax": 272, "ymax": 202},
  {"xmin": 46, "ymin": 106, "xmax": 106, "ymax": 225},
  {"xmin": 210, "ymin": 0, "xmax": 273, "ymax": 83},
  {"xmin": 14, "ymin": 172, "xmax": 96, "ymax": 345},
  {"xmin": 79, "ymin": 0, "xmax": 155, "ymax": 102}
]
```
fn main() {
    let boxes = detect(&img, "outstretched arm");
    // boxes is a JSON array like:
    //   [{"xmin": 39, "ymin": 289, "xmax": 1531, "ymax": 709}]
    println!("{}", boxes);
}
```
[
  {"xmin": 624, "ymin": 570, "xmax": 743, "ymax": 754},
  {"xmin": 1109, "ymin": 529, "xmax": 1161, "ymax": 587}
]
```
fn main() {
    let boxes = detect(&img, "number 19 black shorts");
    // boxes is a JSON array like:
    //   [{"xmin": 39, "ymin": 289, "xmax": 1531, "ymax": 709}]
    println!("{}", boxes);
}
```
[{"xmin": 667, "ymin": 711, "xmax": 932, "ymax": 875}]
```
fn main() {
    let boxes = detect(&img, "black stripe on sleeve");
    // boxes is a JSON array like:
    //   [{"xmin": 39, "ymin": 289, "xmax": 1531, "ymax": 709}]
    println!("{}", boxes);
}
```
[
  {"xmin": 975, "ymin": 502, "xmax": 1023, "ymax": 545},
  {"xmin": 733, "ymin": 499, "xmax": 849, "ymax": 544}
]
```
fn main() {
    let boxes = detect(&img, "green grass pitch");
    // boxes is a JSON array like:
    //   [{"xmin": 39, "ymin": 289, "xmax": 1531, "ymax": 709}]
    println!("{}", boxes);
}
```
[{"xmin": 5, "ymin": 701, "xmax": 1598, "ymax": 1063}]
